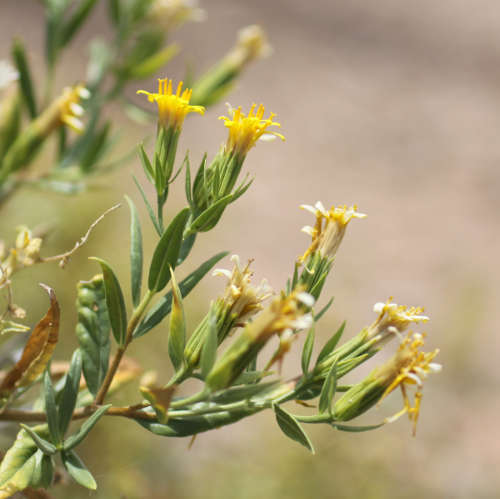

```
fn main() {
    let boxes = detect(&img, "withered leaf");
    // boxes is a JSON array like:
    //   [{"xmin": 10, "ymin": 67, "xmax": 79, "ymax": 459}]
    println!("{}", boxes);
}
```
[
  {"xmin": 139, "ymin": 385, "xmax": 176, "ymax": 424},
  {"xmin": 0, "ymin": 284, "xmax": 59, "ymax": 396}
]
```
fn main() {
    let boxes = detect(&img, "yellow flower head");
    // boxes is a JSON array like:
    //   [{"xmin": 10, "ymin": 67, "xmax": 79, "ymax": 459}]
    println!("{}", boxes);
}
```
[
  {"xmin": 137, "ymin": 78, "xmax": 205, "ymax": 130},
  {"xmin": 367, "ymin": 299, "xmax": 429, "ymax": 342},
  {"xmin": 219, "ymin": 103, "xmax": 285, "ymax": 157},
  {"xmin": 299, "ymin": 201, "xmax": 366, "ymax": 262},
  {"xmin": 378, "ymin": 332, "xmax": 441, "ymax": 435},
  {"xmin": 213, "ymin": 254, "xmax": 272, "ymax": 325},
  {"xmin": 58, "ymin": 84, "xmax": 90, "ymax": 133}
]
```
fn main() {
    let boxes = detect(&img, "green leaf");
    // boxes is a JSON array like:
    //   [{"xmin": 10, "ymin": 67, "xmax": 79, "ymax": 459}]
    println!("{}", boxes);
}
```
[
  {"xmin": 301, "ymin": 326, "xmax": 315, "ymax": 375},
  {"xmin": 330, "ymin": 422, "xmax": 385, "ymax": 432},
  {"xmin": 128, "ymin": 44, "xmax": 179, "ymax": 78},
  {"xmin": 132, "ymin": 175, "xmax": 161, "ymax": 236},
  {"xmin": 200, "ymin": 309, "xmax": 217, "ymax": 378},
  {"xmin": 273, "ymin": 404, "xmax": 315, "ymax": 454},
  {"xmin": 58, "ymin": 349, "xmax": 82, "ymax": 437},
  {"xmin": 61, "ymin": 450, "xmax": 97, "ymax": 490},
  {"xmin": 184, "ymin": 155, "xmax": 193, "ymax": 208},
  {"xmin": 168, "ymin": 268, "xmax": 186, "ymax": 372},
  {"xmin": 43, "ymin": 370, "xmax": 60, "ymax": 445},
  {"xmin": 316, "ymin": 321, "xmax": 346, "ymax": 365},
  {"xmin": 60, "ymin": 0, "xmax": 99, "ymax": 46},
  {"xmin": 138, "ymin": 143, "xmax": 154, "ymax": 181},
  {"xmin": 134, "ymin": 251, "xmax": 228, "ymax": 338},
  {"xmin": 12, "ymin": 39, "xmax": 37, "ymax": 118},
  {"xmin": 148, "ymin": 208, "xmax": 190, "ymax": 292},
  {"xmin": 125, "ymin": 195, "xmax": 143, "ymax": 307},
  {"xmin": 211, "ymin": 381, "xmax": 280, "ymax": 404},
  {"xmin": 177, "ymin": 231, "xmax": 196, "ymax": 265},
  {"xmin": 315, "ymin": 297, "xmax": 334, "ymax": 322},
  {"xmin": 187, "ymin": 194, "xmax": 232, "ymax": 234},
  {"xmin": 318, "ymin": 358, "xmax": 338, "ymax": 415},
  {"xmin": 90, "ymin": 257, "xmax": 127, "ymax": 346},
  {"xmin": 63, "ymin": 405, "xmax": 111, "ymax": 451},
  {"xmin": 38, "ymin": 453, "xmax": 54, "ymax": 489},
  {"xmin": 75, "ymin": 275, "xmax": 110, "ymax": 397},
  {"xmin": 19, "ymin": 425, "xmax": 57, "ymax": 456},
  {"xmin": 0, "ymin": 426, "xmax": 46, "ymax": 496}
]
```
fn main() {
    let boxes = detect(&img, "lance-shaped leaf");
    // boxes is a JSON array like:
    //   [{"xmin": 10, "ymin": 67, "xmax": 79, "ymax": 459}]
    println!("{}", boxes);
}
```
[
  {"xmin": 90, "ymin": 258, "xmax": 127, "ymax": 346},
  {"xmin": 58, "ymin": 349, "xmax": 82, "ymax": 436},
  {"xmin": 63, "ymin": 404, "xmax": 111, "ymax": 451},
  {"xmin": 148, "ymin": 208, "xmax": 190, "ymax": 292},
  {"xmin": 0, "ymin": 426, "xmax": 47, "ymax": 497},
  {"xmin": 187, "ymin": 194, "xmax": 233, "ymax": 234},
  {"xmin": 0, "ymin": 285, "xmax": 59, "ymax": 396},
  {"xmin": 273, "ymin": 404, "xmax": 315, "ymax": 453},
  {"xmin": 19, "ymin": 426, "xmax": 56, "ymax": 456},
  {"xmin": 75, "ymin": 275, "xmax": 110, "ymax": 396},
  {"xmin": 330, "ymin": 422, "xmax": 385, "ymax": 432},
  {"xmin": 135, "ymin": 251, "xmax": 228, "ymax": 338},
  {"xmin": 140, "ymin": 385, "xmax": 176, "ymax": 424},
  {"xmin": 12, "ymin": 39, "xmax": 37, "ymax": 118},
  {"xmin": 43, "ymin": 371, "xmax": 60, "ymax": 446},
  {"xmin": 315, "ymin": 297, "xmax": 334, "ymax": 323},
  {"xmin": 318, "ymin": 358, "xmax": 338, "ymax": 415},
  {"xmin": 168, "ymin": 268, "xmax": 186, "ymax": 372},
  {"xmin": 61, "ymin": 451, "xmax": 96, "ymax": 490},
  {"xmin": 133, "ymin": 176, "xmax": 161, "ymax": 236},
  {"xmin": 125, "ymin": 195, "xmax": 143, "ymax": 307},
  {"xmin": 60, "ymin": 0, "xmax": 98, "ymax": 46},
  {"xmin": 301, "ymin": 325, "xmax": 315, "ymax": 375},
  {"xmin": 316, "ymin": 321, "xmax": 346, "ymax": 365}
]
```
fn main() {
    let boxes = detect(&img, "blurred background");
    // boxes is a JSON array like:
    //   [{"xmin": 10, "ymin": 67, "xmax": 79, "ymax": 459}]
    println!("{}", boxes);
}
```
[{"xmin": 1, "ymin": 0, "xmax": 500, "ymax": 497}]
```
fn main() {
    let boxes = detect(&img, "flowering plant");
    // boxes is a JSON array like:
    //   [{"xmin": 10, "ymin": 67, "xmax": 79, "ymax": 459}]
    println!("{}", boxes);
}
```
[{"xmin": 0, "ymin": 1, "xmax": 440, "ymax": 497}]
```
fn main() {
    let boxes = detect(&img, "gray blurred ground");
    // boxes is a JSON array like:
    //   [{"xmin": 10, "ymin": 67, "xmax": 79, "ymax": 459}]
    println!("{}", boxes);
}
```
[{"xmin": 1, "ymin": 1, "xmax": 500, "ymax": 498}]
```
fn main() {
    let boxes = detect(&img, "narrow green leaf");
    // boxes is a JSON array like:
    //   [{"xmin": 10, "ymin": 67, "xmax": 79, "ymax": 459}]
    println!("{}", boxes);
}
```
[
  {"xmin": 43, "ymin": 370, "xmax": 60, "ymax": 445},
  {"xmin": 129, "ymin": 44, "xmax": 179, "ymax": 78},
  {"xmin": 315, "ymin": 297, "xmax": 334, "ymax": 322},
  {"xmin": 168, "ymin": 268, "xmax": 186, "ymax": 371},
  {"xmin": 19, "ymin": 425, "xmax": 57, "ymax": 455},
  {"xmin": 184, "ymin": 155, "xmax": 193, "ymax": 208},
  {"xmin": 58, "ymin": 349, "xmax": 82, "ymax": 436},
  {"xmin": 148, "ymin": 208, "xmax": 190, "ymax": 292},
  {"xmin": 291, "ymin": 262, "xmax": 299, "ymax": 289},
  {"xmin": 75, "ymin": 275, "xmax": 110, "ymax": 397},
  {"xmin": 316, "ymin": 321, "xmax": 346, "ymax": 365},
  {"xmin": 200, "ymin": 309, "xmax": 217, "ymax": 378},
  {"xmin": 61, "ymin": 451, "xmax": 97, "ymax": 490},
  {"xmin": 330, "ymin": 422, "xmax": 385, "ymax": 432},
  {"xmin": 12, "ymin": 39, "xmax": 37, "ymax": 118},
  {"xmin": 177, "ymin": 231, "xmax": 196, "ymax": 265},
  {"xmin": 63, "ymin": 405, "xmax": 111, "ymax": 451},
  {"xmin": 38, "ymin": 452, "xmax": 54, "ymax": 489},
  {"xmin": 89, "ymin": 257, "xmax": 127, "ymax": 345},
  {"xmin": 187, "ymin": 194, "xmax": 232, "ymax": 234},
  {"xmin": 132, "ymin": 175, "xmax": 161, "ymax": 236},
  {"xmin": 212, "ymin": 381, "xmax": 280, "ymax": 404},
  {"xmin": 301, "ymin": 325, "xmax": 315, "ymax": 375},
  {"xmin": 318, "ymin": 358, "xmax": 338, "ymax": 415},
  {"xmin": 125, "ymin": 195, "xmax": 143, "ymax": 307},
  {"xmin": 273, "ymin": 404, "xmax": 315, "ymax": 454},
  {"xmin": 61, "ymin": 0, "xmax": 99, "ymax": 45},
  {"xmin": 138, "ymin": 144, "xmax": 154, "ymax": 181},
  {"xmin": 134, "ymin": 251, "xmax": 229, "ymax": 338}
]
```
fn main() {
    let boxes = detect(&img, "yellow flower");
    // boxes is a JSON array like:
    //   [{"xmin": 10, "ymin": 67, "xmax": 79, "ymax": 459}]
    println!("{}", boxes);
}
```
[
  {"xmin": 378, "ymin": 332, "xmax": 441, "ymax": 435},
  {"xmin": 212, "ymin": 254, "xmax": 272, "ymax": 325},
  {"xmin": 219, "ymin": 103, "xmax": 285, "ymax": 157},
  {"xmin": 299, "ymin": 202, "xmax": 366, "ymax": 262},
  {"xmin": 367, "ymin": 299, "xmax": 429, "ymax": 342},
  {"xmin": 58, "ymin": 84, "xmax": 89, "ymax": 133},
  {"xmin": 137, "ymin": 78, "xmax": 205, "ymax": 129}
]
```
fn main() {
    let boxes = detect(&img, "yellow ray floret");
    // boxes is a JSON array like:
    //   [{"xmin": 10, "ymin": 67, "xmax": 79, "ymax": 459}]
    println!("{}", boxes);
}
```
[
  {"xmin": 137, "ymin": 78, "xmax": 205, "ymax": 129},
  {"xmin": 379, "ymin": 332, "xmax": 441, "ymax": 436},
  {"xmin": 299, "ymin": 202, "xmax": 366, "ymax": 262},
  {"xmin": 219, "ymin": 103, "xmax": 285, "ymax": 156},
  {"xmin": 58, "ymin": 84, "xmax": 90, "ymax": 133}
]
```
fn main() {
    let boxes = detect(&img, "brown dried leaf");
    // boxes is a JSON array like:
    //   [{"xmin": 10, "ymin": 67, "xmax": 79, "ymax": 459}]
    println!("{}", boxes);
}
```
[
  {"xmin": 139, "ymin": 385, "xmax": 176, "ymax": 424},
  {"xmin": 0, "ymin": 284, "xmax": 59, "ymax": 396}
]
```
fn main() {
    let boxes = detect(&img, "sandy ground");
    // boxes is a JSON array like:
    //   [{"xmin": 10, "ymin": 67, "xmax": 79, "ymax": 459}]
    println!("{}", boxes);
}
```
[{"xmin": 1, "ymin": 1, "xmax": 500, "ymax": 498}]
